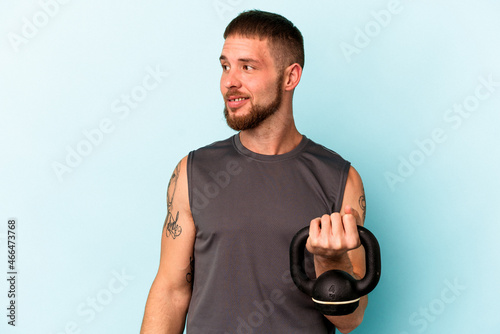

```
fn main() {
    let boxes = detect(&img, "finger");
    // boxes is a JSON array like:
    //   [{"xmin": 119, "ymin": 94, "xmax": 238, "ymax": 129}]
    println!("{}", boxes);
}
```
[
  {"xmin": 342, "ymin": 213, "xmax": 361, "ymax": 248},
  {"xmin": 344, "ymin": 205, "xmax": 361, "ymax": 225},
  {"xmin": 319, "ymin": 214, "xmax": 332, "ymax": 236},
  {"xmin": 329, "ymin": 212, "xmax": 343, "ymax": 239},
  {"xmin": 306, "ymin": 217, "xmax": 321, "ymax": 252},
  {"xmin": 308, "ymin": 217, "xmax": 321, "ymax": 239},
  {"xmin": 342, "ymin": 213, "xmax": 358, "ymax": 235}
]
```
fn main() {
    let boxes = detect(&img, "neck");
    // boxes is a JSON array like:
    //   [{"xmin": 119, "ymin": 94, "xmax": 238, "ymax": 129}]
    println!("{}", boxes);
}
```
[{"xmin": 239, "ymin": 106, "xmax": 302, "ymax": 155}]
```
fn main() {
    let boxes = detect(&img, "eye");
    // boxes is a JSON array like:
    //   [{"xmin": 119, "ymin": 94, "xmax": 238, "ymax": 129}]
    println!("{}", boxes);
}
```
[
  {"xmin": 243, "ymin": 65, "xmax": 254, "ymax": 71},
  {"xmin": 221, "ymin": 64, "xmax": 230, "ymax": 71}
]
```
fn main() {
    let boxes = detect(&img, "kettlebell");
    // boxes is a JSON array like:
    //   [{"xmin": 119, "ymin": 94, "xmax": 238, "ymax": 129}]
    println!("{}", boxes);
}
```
[{"xmin": 289, "ymin": 225, "xmax": 381, "ymax": 316}]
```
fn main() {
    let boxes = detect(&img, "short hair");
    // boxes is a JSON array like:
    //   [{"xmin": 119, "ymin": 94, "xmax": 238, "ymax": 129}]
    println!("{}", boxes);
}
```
[{"xmin": 223, "ymin": 10, "xmax": 305, "ymax": 71}]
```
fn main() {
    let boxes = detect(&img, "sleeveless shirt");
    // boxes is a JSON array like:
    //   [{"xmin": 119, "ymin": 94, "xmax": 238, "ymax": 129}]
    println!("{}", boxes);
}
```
[{"xmin": 186, "ymin": 134, "xmax": 350, "ymax": 334}]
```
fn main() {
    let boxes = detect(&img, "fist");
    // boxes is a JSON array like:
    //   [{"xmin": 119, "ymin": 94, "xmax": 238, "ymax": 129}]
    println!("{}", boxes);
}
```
[{"xmin": 306, "ymin": 205, "xmax": 361, "ymax": 259}]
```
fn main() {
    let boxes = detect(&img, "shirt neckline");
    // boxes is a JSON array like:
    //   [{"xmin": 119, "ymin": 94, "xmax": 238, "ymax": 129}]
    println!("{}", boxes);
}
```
[{"xmin": 232, "ymin": 133, "xmax": 309, "ymax": 162}]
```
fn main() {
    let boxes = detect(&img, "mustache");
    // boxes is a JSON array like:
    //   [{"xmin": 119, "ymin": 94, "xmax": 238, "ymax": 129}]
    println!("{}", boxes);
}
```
[{"xmin": 225, "ymin": 89, "xmax": 248, "ymax": 99}]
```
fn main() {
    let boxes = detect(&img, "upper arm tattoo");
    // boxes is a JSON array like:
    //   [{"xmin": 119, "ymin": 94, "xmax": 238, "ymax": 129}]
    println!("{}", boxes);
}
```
[
  {"xmin": 359, "ymin": 187, "xmax": 366, "ymax": 222},
  {"xmin": 186, "ymin": 256, "xmax": 194, "ymax": 284},
  {"xmin": 164, "ymin": 163, "xmax": 182, "ymax": 239}
]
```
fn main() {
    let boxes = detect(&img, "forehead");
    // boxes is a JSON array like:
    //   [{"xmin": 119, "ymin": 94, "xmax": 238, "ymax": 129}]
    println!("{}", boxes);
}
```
[{"xmin": 220, "ymin": 35, "xmax": 274, "ymax": 65}]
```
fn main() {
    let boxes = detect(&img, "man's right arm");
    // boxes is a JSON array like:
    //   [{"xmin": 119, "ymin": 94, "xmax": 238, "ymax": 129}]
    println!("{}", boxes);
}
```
[{"xmin": 141, "ymin": 156, "xmax": 196, "ymax": 333}]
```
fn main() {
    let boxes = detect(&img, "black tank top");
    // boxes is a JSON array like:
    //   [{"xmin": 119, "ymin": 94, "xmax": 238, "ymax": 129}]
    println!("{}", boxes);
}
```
[{"xmin": 186, "ymin": 134, "xmax": 350, "ymax": 333}]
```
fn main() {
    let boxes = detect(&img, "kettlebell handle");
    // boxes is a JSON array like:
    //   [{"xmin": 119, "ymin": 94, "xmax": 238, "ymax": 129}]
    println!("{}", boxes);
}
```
[{"xmin": 289, "ymin": 224, "xmax": 381, "ymax": 298}]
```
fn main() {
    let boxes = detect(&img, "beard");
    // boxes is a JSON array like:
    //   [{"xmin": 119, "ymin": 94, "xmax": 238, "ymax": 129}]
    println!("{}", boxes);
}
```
[{"xmin": 224, "ymin": 75, "xmax": 284, "ymax": 131}]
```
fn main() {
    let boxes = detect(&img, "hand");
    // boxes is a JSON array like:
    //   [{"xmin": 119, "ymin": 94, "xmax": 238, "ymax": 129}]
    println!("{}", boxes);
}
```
[{"xmin": 306, "ymin": 205, "xmax": 362, "ymax": 260}]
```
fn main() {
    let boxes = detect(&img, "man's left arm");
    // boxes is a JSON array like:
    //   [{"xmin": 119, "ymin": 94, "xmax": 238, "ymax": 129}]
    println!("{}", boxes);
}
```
[{"xmin": 306, "ymin": 166, "xmax": 367, "ymax": 333}]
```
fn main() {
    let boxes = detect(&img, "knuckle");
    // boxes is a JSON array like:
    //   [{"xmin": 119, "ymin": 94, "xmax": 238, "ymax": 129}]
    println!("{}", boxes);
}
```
[
  {"xmin": 331, "ymin": 235, "xmax": 343, "ymax": 248},
  {"xmin": 342, "ymin": 214, "xmax": 354, "ymax": 223},
  {"xmin": 308, "ymin": 235, "xmax": 321, "ymax": 248},
  {"xmin": 330, "ymin": 212, "xmax": 341, "ymax": 221},
  {"xmin": 346, "ymin": 236, "xmax": 361, "ymax": 249}
]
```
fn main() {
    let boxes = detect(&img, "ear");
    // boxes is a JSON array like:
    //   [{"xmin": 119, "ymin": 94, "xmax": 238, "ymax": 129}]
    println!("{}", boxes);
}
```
[{"xmin": 283, "ymin": 63, "xmax": 302, "ymax": 92}]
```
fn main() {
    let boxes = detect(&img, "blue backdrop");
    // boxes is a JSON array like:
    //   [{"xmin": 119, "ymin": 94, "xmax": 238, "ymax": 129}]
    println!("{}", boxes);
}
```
[{"xmin": 1, "ymin": 1, "xmax": 499, "ymax": 333}]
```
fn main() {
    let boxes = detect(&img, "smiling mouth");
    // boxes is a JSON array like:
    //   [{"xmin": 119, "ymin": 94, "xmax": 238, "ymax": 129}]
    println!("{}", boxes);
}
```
[{"xmin": 228, "ymin": 97, "xmax": 249, "ymax": 102}]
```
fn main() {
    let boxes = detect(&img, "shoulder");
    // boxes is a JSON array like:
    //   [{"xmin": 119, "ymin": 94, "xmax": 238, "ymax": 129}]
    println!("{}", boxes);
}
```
[
  {"xmin": 345, "ymin": 166, "xmax": 363, "ymax": 192},
  {"xmin": 305, "ymin": 137, "xmax": 349, "ymax": 161},
  {"xmin": 188, "ymin": 135, "xmax": 240, "ymax": 173},
  {"xmin": 302, "ymin": 137, "xmax": 351, "ymax": 174},
  {"xmin": 168, "ymin": 155, "xmax": 190, "ymax": 212},
  {"xmin": 189, "ymin": 136, "xmax": 235, "ymax": 156}
]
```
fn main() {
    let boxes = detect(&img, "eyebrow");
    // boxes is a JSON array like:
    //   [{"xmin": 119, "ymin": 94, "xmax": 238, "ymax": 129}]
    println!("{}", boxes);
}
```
[{"xmin": 219, "ymin": 55, "xmax": 261, "ymax": 65}]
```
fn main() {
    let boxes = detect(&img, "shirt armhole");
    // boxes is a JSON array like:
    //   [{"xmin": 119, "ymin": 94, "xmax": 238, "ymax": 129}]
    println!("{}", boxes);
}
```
[{"xmin": 187, "ymin": 150, "xmax": 195, "ymax": 216}]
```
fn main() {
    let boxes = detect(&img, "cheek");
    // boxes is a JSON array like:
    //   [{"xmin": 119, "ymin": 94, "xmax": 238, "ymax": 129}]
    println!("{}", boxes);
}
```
[
  {"xmin": 258, "ymin": 81, "xmax": 278, "ymax": 100},
  {"xmin": 220, "ymin": 77, "xmax": 225, "ymax": 93}
]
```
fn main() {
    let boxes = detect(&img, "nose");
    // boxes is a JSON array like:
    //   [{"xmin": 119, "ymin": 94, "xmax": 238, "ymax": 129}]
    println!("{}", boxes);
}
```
[{"xmin": 222, "ymin": 69, "xmax": 241, "ymax": 89}]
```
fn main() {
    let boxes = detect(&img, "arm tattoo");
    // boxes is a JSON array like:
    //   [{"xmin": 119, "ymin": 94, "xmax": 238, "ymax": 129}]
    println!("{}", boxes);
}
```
[
  {"xmin": 359, "ymin": 189, "xmax": 366, "ymax": 222},
  {"xmin": 186, "ymin": 256, "xmax": 194, "ymax": 284},
  {"xmin": 164, "ymin": 163, "xmax": 182, "ymax": 239}
]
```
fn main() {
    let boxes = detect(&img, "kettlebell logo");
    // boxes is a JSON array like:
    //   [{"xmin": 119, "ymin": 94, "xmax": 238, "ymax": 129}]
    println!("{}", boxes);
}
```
[{"xmin": 328, "ymin": 285, "xmax": 336, "ymax": 299}]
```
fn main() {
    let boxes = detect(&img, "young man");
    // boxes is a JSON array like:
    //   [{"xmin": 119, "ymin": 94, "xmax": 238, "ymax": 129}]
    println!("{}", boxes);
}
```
[{"xmin": 141, "ymin": 10, "xmax": 368, "ymax": 334}]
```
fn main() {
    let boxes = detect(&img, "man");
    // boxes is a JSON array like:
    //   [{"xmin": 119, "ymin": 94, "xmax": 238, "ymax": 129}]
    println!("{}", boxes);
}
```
[{"xmin": 141, "ymin": 10, "xmax": 368, "ymax": 334}]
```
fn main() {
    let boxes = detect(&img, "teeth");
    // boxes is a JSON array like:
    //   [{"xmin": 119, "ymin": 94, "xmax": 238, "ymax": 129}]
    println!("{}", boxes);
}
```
[{"xmin": 231, "ymin": 98, "xmax": 246, "ymax": 102}]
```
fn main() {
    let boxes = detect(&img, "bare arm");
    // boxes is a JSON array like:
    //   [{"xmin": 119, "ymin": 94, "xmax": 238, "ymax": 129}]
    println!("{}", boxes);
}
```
[
  {"xmin": 141, "ymin": 156, "xmax": 196, "ymax": 333},
  {"xmin": 306, "ymin": 166, "xmax": 367, "ymax": 333}
]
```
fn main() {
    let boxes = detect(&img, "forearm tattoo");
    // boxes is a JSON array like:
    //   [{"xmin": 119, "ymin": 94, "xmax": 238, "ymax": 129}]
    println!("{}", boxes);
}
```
[{"xmin": 164, "ymin": 163, "xmax": 182, "ymax": 239}]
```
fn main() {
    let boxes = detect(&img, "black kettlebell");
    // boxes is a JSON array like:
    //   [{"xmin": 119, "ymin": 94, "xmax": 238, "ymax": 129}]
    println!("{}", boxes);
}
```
[{"xmin": 289, "ymin": 225, "xmax": 381, "ymax": 316}]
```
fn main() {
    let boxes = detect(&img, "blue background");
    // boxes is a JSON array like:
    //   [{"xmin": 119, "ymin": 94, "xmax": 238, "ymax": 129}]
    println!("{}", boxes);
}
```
[{"xmin": 1, "ymin": 0, "xmax": 499, "ymax": 333}]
